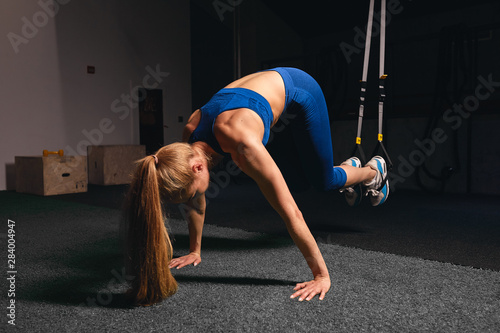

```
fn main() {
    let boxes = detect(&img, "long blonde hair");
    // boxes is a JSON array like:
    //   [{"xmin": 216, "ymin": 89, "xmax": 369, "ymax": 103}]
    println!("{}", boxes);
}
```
[{"xmin": 124, "ymin": 142, "xmax": 196, "ymax": 306}]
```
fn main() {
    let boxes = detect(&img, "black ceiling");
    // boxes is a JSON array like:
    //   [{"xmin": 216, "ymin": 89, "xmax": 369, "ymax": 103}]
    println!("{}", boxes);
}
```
[{"xmin": 264, "ymin": 0, "xmax": 499, "ymax": 38}]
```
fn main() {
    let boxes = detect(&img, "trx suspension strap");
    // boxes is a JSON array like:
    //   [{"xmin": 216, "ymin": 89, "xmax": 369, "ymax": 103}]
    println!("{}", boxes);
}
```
[
  {"xmin": 352, "ymin": 0, "xmax": 375, "ymax": 164},
  {"xmin": 375, "ymin": 0, "xmax": 393, "ymax": 175},
  {"xmin": 352, "ymin": 0, "xmax": 393, "ymax": 183}
]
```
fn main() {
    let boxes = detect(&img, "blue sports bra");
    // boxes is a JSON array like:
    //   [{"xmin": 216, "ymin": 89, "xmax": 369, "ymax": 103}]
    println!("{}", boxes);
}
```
[{"xmin": 188, "ymin": 87, "xmax": 273, "ymax": 155}]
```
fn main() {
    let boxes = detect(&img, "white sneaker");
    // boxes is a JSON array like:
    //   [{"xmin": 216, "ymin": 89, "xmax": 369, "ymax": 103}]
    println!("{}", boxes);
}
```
[
  {"xmin": 364, "ymin": 156, "xmax": 389, "ymax": 206},
  {"xmin": 339, "ymin": 157, "xmax": 362, "ymax": 206}
]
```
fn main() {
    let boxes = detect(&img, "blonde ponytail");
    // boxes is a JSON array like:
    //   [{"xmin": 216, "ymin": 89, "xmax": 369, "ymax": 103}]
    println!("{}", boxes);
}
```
[{"xmin": 125, "ymin": 143, "xmax": 197, "ymax": 305}]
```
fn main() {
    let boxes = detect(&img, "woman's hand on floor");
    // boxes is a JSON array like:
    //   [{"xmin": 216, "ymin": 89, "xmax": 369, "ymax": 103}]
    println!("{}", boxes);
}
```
[
  {"xmin": 169, "ymin": 252, "xmax": 201, "ymax": 269},
  {"xmin": 290, "ymin": 276, "xmax": 331, "ymax": 301}
]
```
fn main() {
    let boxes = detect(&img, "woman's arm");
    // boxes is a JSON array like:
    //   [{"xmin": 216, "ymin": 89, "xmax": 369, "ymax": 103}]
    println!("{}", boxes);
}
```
[
  {"xmin": 186, "ymin": 192, "xmax": 206, "ymax": 255},
  {"xmin": 169, "ymin": 110, "xmax": 206, "ymax": 269},
  {"xmin": 216, "ymin": 119, "xmax": 331, "ymax": 301},
  {"xmin": 168, "ymin": 186, "xmax": 206, "ymax": 269},
  {"xmin": 172, "ymin": 113, "xmax": 223, "ymax": 269}
]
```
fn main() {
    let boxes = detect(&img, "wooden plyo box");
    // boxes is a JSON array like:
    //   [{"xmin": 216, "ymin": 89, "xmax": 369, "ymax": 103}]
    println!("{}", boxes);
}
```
[
  {"xmin": 87, "ymin": 145, "xmax": 146, "ymax": 185},
  {"xmin": 15, "ymin": 155, "xmax": 88, "ymax": 196}
]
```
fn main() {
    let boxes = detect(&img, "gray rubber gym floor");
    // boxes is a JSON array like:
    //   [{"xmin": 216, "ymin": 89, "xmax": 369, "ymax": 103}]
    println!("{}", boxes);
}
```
[{"xmin": 1, "ymin": 179, "xmax": 499, "ymax": 332}]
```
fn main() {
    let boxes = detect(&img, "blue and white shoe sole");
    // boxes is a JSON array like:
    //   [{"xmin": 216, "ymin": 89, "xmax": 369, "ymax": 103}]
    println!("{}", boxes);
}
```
[
  {"xmin": 347, "ymin": 157, "xmax": 362, "ymax": 206},
  {"xmin": 372, "ymin": 158, "xmax": 389, "ymax": 206}
]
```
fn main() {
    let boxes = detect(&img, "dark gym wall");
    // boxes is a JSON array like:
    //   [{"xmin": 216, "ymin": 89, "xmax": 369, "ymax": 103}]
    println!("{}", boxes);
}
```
[
  {"xmin": 190, "ymin": 1, "xmax": 234, "ymax": 111},
  {"xmin": 301, "ymin": 1, "xmax": 500, "ymax": 194},
  {"xmin": 190, "ymin": 0, "xmax": 303, "ymax": 108}
]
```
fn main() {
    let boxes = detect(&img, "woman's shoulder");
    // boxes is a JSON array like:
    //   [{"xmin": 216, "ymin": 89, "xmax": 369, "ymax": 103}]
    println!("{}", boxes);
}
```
[
  {"xmin": 213, "ymin": 108, "xmax": 266, "ymax": 153},
  {"xmin": 182, "ymin": 109, "xmax": 201, "ymax": 142}
]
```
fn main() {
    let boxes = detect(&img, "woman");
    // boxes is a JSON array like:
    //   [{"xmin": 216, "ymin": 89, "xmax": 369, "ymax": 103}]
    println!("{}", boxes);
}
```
[{"xmin": 125, "ymin": 67, "xmax": 389, "ymax": 306}]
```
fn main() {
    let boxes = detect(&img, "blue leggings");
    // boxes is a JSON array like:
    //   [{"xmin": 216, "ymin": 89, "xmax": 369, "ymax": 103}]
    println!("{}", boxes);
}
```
[{"xmin": 266, "ymin": 67, "xmax": 347, "ymax": 192}]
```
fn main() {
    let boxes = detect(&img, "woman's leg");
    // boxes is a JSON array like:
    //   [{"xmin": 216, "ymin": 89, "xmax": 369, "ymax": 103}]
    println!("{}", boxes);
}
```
[
  {"xmin": 339, "ymin": 165, "xmax": 376, "ymax": 188},
  {"xmin": 273, "ymin": 67, "xmax": 353, "ymax": 191}
]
